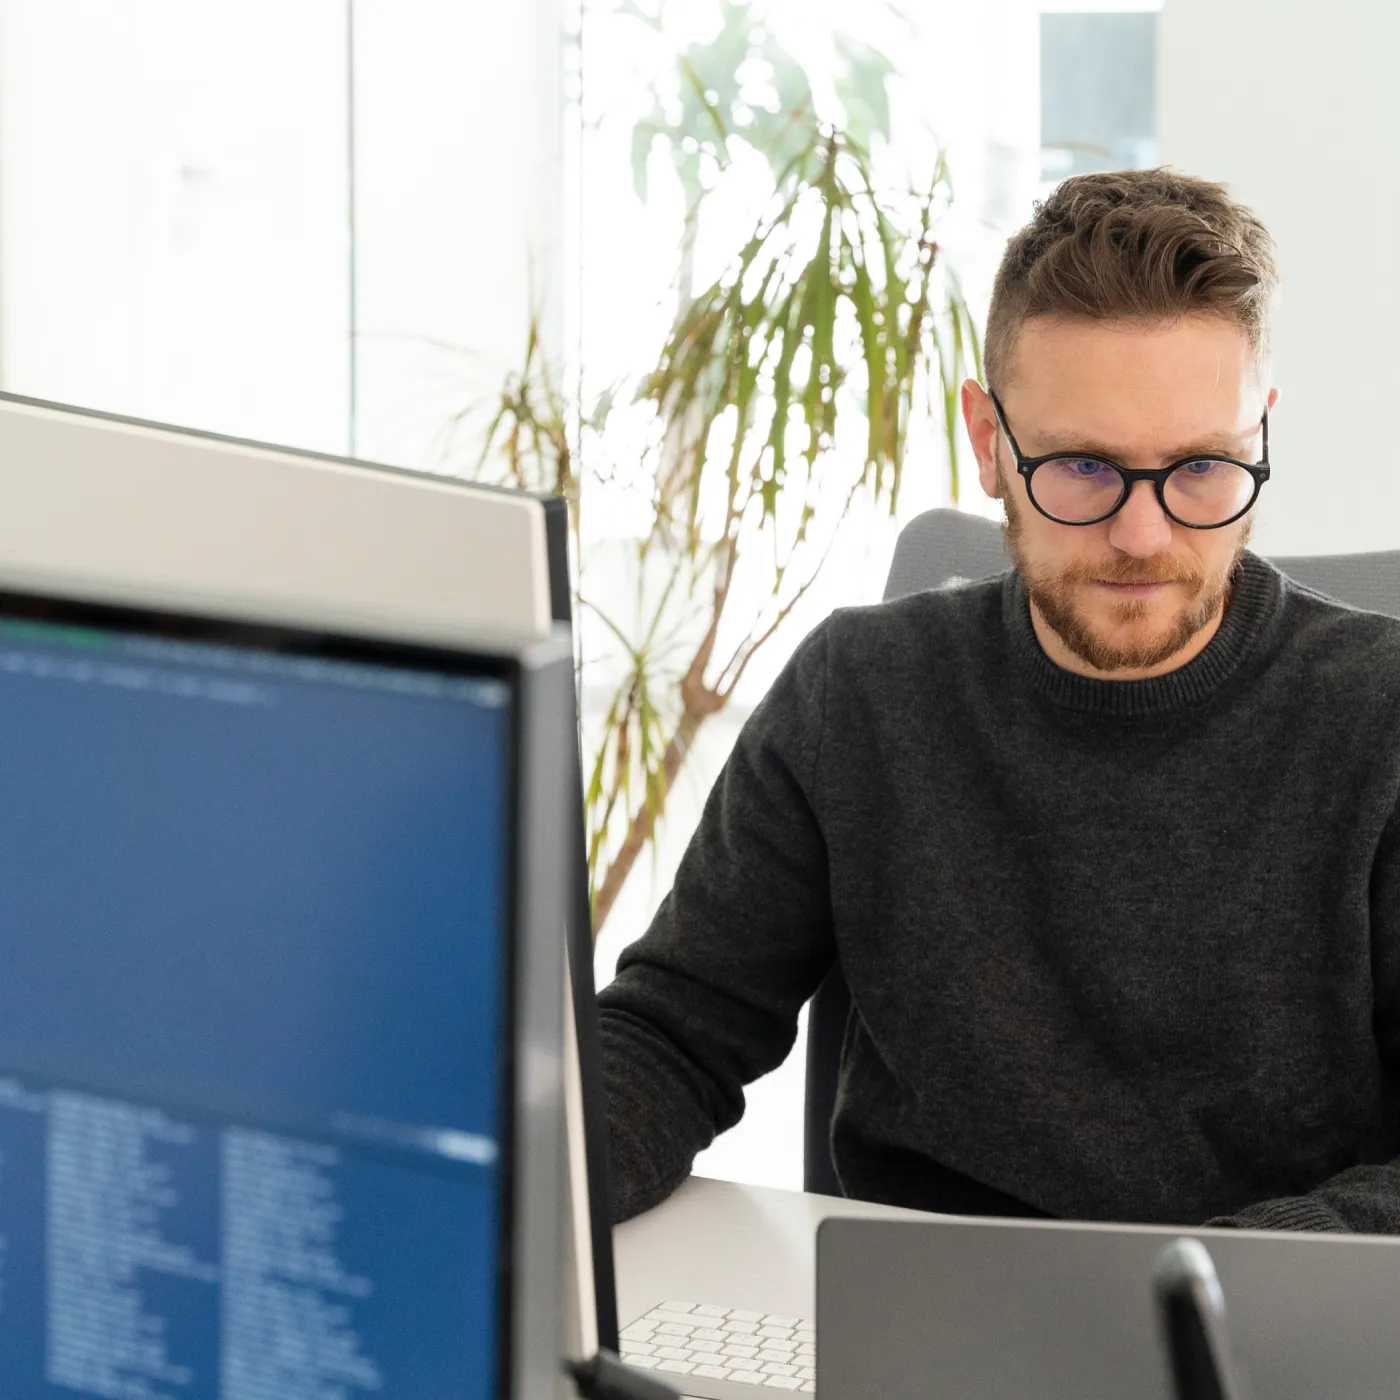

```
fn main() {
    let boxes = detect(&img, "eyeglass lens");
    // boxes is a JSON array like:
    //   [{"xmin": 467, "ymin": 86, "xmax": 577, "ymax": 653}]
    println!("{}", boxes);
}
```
[{"xmin": 1030, "ymin": 458, "xmax": 1257, "ymax": 526}]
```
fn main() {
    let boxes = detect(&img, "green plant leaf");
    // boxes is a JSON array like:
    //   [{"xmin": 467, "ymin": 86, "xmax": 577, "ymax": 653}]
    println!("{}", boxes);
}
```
[
  {"xmin": 832, "ymin": 32, "xmax": 896, "ymax": 151},
  {"xmin": 802, "ymin": 201, "xmax": 837, "ymax": 471},
  {"xmin": 758, "ymin": 276, "xmax": 800, "ymax": 502}
]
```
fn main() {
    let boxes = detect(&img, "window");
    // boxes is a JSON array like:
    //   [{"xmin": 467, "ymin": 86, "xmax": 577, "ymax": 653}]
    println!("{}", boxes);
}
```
[
  {"xmin": 0, "ymin": 1, "xmax": 564, "ymax": 465},
  {"xmin": 1040, "ymin": 9, "xmax": 1158, "ymax": 184}
]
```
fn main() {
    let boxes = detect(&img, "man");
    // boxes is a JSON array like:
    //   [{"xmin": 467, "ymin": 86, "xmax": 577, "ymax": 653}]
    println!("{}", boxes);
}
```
[{"xmin": 599, "ymin": 168, "xmax": 1400, "ymax": 1233}]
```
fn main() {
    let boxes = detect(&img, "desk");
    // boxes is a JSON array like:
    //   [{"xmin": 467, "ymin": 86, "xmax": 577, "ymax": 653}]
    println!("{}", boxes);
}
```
[{"xmin": 614, "ymin": 1174, "xmax": 932, "ymax": 1326}]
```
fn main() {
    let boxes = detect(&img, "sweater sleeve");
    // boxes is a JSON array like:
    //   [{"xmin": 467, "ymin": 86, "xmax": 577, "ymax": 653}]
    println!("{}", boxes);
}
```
[
  {"xmin": 597, "ymin": 624, "xmax": 837, "ymax": 1223},
  {"xmin": 1208, "ymin": 788, "xmax": 1400, "ymax": 1235}
]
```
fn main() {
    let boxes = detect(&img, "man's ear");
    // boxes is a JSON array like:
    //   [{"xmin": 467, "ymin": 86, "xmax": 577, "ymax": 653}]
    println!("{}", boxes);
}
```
[{"xmin": 961, "ymin": 380, "xmax": 1003, "ymax": 500}]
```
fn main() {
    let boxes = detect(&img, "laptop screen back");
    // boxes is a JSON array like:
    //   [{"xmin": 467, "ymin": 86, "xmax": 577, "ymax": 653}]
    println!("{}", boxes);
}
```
[{"xmin": 0, "ymin": 602, "xmax": 516, "ymax": 1398}]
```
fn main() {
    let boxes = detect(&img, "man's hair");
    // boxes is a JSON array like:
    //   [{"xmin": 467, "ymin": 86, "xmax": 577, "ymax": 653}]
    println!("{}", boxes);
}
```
[{"xmin": 984, "ymin": 168, "xmax": 1279, "ymax": 389}]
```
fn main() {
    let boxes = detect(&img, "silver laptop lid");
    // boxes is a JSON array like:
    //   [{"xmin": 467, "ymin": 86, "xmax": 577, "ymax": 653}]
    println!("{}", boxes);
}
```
[{"xmin": 818, "ymin": 1215, "xmax": 1400, "ymax": 1400}]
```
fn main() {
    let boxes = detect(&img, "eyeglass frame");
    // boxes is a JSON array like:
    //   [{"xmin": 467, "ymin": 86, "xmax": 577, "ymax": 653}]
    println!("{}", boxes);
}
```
[{"xmin": 987, "ymin": 389, "xmax": 1271, "ymax": 530}]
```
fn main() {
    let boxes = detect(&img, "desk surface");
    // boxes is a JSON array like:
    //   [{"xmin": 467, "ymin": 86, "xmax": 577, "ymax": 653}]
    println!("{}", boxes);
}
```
[{"xmin": 613, "ymin": 1174, "xmax": 932, "ymax": 1326}]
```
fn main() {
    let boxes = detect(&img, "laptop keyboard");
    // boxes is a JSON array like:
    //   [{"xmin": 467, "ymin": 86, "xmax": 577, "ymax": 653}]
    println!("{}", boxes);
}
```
[{"xmin": 619, "ymin": 1301, "xmax": 816, "ymax": 1392}]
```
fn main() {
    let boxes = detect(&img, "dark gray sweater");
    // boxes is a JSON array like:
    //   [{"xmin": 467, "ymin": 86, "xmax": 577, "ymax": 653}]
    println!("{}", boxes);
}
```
[{"xmin": 598, "ymin": 554, "xmax": 1400, "ymax": 1232}]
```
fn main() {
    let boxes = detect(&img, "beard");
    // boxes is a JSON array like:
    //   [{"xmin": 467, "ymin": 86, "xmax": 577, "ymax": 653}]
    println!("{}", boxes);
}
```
[{"xmin": 1001, "ymin": 481, "xmax": 1250, "ymax": 674}]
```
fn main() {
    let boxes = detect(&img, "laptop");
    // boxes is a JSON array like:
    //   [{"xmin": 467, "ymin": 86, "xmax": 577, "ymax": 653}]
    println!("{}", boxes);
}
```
[{"xmin": 816, "ymin": 1215, "xmax": 1400, "ymax": 1400}]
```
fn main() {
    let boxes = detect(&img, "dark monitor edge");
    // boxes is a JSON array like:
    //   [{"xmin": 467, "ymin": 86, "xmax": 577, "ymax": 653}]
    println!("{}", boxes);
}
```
[{"xmin": 541, "ymin": 496, "xmax": 621, "ymax": 1355}]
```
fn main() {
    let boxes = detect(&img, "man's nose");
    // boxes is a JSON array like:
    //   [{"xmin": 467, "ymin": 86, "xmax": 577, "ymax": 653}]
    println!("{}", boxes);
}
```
[{"xmin": 1106, "ymin": 479, "xmax": 1174, "ymax": 557}]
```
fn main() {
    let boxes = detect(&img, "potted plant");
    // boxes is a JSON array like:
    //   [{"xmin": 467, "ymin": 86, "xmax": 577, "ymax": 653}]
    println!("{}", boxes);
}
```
[{"xmin": 478, "ymin": 1, "xmax": 981, "ymax": 934}]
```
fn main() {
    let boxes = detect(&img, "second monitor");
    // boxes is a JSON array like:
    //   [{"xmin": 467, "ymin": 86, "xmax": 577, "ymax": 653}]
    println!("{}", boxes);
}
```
[{"xmin": 0, "ymin": 573, "xmax": 573, "ymax": 1400}]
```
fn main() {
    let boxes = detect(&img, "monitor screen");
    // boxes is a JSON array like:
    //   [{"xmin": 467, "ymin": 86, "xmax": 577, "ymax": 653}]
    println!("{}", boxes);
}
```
[{"xmin": 0, "ymin": 602, "xmax": 516, "ymax": 1399}]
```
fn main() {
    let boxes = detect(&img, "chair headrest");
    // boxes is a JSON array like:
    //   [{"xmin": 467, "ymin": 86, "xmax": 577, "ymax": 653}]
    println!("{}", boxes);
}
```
[{"xmin": 883, "ymin": 509, "xmax": 1007, "ymax": 602}]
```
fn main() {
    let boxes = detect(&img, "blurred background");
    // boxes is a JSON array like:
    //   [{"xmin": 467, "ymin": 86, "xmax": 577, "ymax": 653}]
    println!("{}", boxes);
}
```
[{"xmin": 1, "ymin": 0, "xmax": 1390, "ymax": 1190}]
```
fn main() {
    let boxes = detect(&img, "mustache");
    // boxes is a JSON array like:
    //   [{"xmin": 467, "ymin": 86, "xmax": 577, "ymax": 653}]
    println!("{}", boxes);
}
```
[{"xmin": 1057, "ymin": 555, "xmax": 1206, "ymax": 588}]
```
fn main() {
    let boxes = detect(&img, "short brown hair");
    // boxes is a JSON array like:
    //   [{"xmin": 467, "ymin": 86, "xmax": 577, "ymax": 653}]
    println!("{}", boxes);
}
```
[{"xmin": 984, "ymin": 168, "xmax": 1279, "ymax": 389}]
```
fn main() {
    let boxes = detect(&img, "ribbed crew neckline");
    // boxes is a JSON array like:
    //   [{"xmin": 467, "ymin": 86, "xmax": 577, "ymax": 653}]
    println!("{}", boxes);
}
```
[{"xmin": 1003, "ymin": 551, "xmax": 1284, "ymax": 717}]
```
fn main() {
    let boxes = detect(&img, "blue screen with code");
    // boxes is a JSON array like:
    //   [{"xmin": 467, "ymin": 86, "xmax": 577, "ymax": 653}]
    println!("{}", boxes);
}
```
[{"xmin": 0, "ymin": 616, "xmax": 512, "ymax": 1398}]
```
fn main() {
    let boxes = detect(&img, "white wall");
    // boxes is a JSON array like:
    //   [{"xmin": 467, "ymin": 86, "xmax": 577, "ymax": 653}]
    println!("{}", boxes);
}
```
[
  {"xmin": 351, "ymin": 0, "xmax": 566, "ymax": 471},
  {"xmin": 0, "ymin": 0, "xmax": 352, "ymax": 452},
  {"xmin": 0, "ymin": 1, "xmax": 565, "ymax": 468},
  {"xmin": 1158, "ymin": 0, "xmax": 1400, "ymax": 556}
]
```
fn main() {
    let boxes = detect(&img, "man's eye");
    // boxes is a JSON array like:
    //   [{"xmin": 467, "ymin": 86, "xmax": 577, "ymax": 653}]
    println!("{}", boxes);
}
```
[
  {"xmin": 1183, "ymin": 459, "xmax": 1220, "ymax": 476},
  {"xmin": 1064, "ymin": 458, "xmax": 1109, "ymax": 478}
]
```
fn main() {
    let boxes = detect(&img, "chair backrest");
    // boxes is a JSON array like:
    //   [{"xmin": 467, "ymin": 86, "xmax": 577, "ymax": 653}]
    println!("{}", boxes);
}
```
[{"xmin": 803, "ymin": 507, "xmax": 1400, "ymax": 1197}]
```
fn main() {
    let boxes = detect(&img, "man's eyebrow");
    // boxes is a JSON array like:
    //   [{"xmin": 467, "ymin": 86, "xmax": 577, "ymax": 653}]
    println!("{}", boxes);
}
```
[{"xmin": 1027, "ymin": 427, "xmax": 1260, "ymax": 460}]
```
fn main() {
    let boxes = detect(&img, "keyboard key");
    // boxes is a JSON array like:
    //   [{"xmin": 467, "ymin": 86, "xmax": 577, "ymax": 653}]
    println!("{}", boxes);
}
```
[
  {"xmin": 723, "ymin": 1344, "xmax": 760, "ymax": 1360},
  {"xmin": 762, "ymin": 1363, "xmax": 798, "ymax": 1377},
  {"xmin": 694, "ymin": 1305, "xmax": 730, "ymax": 1319},
  {"xmin": 757, "ymin": 1348, "xmax": 794, "ymax": 1363},
  {"xmin": 624, "ymin": 1356, "xmax": 658, "ymax": 1370},
  {"xmin": 730, "ymin": 1310, "xmax": 765, "ymax": 1323},
  {"xmin": 653, "ymin": 1310, "xmax": 700, "ymax": 1327},
  {"xmin": 621, "ymin": 1343, "xmax": 656, "ymax": 1357},
  {"xmin": 725, "ymin": 1321, "xmax": 760, "ymax": 1335},
  {"xmin": 655, "ymin": 1360, "xmax": 695, "ymax": 1375},
  {"xmin": 693, "ymin": 1328, "xmax": 728, "ymax": 1342},
  {"xmin": 692, "ymin": 1364, "xmax": 732, "ymax": 1380},
  {"xmin": 690, "ymin": 1339, "xmax": 723, "ymax": 1354},
  {"xmin": 764, "ymin": 1378, "xmax": 803, "ymax": 1391},
  {"xmin": 661, "ymin": 1302, "xmax": 696, "ymax": 1314},
  {"xmin": 729, "ymin": 1371, "xmax": 768, "ymax": 1385},
  {"xmin": 765, "ymin": 1315, "xmax": 802, "ymax": 1328},
  {"xmin": 654, "ymin": 1323, "xmax": 694, "ymax": 1338},
  {"xmin": 796, "ymin": 1343, "xmax": 815, "ymax": 1357},
  {"xmin": 800, "ymin": 1384, "xmax": 814, "ymax": 1394},
  {"xmin": 621, "ymin": 1324, "xmax": 655, "ymax": 1342},
  {"xmin": 654, "ymin": 1347, "xmax": 691, "ymax": 1361},
  {"xmin": 759, "ymin": 1327, "xmax": 794, "ymax": 1340},
  {"xmin": 797, "ymin": 1367, "xmax": 815, "ymax": 1382}
]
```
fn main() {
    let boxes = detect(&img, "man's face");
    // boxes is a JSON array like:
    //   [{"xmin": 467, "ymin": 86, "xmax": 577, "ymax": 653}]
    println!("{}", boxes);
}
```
[{"xmin": 962, "ymin": 315, "xmax": 1278, "ymax": 679}]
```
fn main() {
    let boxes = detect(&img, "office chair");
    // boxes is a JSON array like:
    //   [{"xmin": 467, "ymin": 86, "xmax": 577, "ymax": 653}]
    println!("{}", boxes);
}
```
[{"xmin": 802, "ymin": 507, "xmax": 1400, "ymax": 1198}]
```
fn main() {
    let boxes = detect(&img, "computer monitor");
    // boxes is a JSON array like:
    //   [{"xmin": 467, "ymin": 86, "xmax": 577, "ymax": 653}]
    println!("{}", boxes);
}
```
[
  {"xmin": 0, "ymin": 390, "xmax": 579, "ymax": 1398},
  {"xmin": 0, "ymin": 589, "xmax": 574, "ymax": 1400}
]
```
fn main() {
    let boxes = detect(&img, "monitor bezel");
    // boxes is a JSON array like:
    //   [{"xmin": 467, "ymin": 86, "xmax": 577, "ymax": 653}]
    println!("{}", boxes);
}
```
[{"xmin": 0, "ymin": 583, "xmax": 528, "ymax": 1399}]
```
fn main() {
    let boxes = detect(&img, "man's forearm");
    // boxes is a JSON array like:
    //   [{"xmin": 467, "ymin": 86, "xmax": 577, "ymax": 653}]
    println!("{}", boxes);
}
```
[{"xmin": 599, "ymin": 1005, "xmax": 740, "ymax": 1222}]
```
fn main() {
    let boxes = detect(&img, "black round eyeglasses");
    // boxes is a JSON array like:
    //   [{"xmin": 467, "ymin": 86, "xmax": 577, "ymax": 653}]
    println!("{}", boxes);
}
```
[{"xmin": 988, "ymin": 390, "xmax": 1271, "ymax": 530}]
